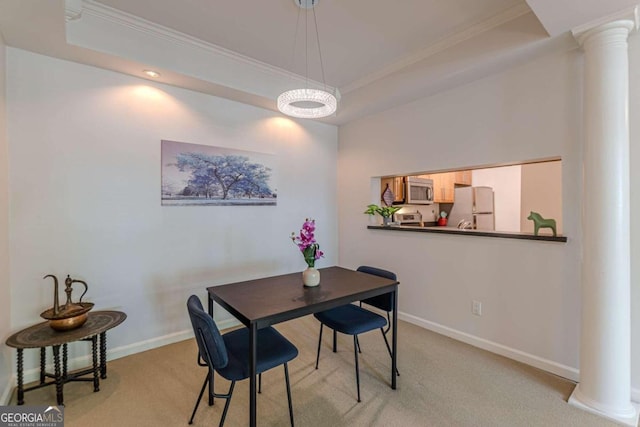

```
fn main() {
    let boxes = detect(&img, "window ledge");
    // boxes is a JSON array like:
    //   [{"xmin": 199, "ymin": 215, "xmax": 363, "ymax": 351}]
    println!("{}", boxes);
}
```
[{"xmin": 367, "ymin": 225, "xmax": 567, "ymax": 242}]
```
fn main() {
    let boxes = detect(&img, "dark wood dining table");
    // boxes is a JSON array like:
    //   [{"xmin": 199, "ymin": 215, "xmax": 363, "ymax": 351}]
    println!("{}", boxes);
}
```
[{"xmin": 206, "ymin": 266, "xmax": 399, "ymax": 427}]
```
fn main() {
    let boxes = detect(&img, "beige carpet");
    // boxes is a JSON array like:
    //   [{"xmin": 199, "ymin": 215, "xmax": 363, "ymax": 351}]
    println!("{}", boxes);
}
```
[{"xmin": 9, "ymin": 316, "xmax": 619, "ymax": 427}]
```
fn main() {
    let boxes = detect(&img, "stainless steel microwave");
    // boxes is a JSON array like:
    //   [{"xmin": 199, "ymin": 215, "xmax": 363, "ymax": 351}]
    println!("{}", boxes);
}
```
[{"xmin": 405, "ymin": 177, "xmax": 434, "ymax": 205}]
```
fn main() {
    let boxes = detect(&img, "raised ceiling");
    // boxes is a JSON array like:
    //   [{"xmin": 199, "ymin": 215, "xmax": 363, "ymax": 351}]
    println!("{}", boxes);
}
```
[
  {"xmin": 94, "ymin": 0, "xmax": 524, "ymax": 89},
  {"xmin": 0, "ymin": 0, "xmax": 637, "ymax": 124}
]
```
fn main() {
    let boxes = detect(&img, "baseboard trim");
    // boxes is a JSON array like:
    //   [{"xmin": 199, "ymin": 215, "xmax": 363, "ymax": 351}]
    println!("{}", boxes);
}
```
[
  {"xmin": 110, "ymin": 317, "xmax": 240, "ymax": 361},
  {"xmin": 18, "ymin": 318, "xmax": 241, "ymax": 387},
  {"xmin": 398, "ymin": 311, "xmax": 580, "ymax": 382}
]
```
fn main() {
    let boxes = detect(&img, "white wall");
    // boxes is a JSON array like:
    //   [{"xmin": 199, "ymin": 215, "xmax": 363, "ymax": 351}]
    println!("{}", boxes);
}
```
[
  {"xmin": 520, "ymin": 161, "xmax": 563, "ymax": 235},
  {"xmin": 339, "ymin": 47, "xmax": 586, "ymax": 381},
  {"xmin": 472, "ymin": 166, "xmax": 521, "ymax": 232},
  {"xmin": 6, "ymin": 49, "xmax": 338, "ymax": 374},
  {"xmin": 0, "ymin": 34, "xmax": 12, "ymax": 404}
]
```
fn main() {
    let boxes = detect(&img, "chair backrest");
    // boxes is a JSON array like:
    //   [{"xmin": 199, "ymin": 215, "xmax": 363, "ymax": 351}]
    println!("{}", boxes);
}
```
[
  {"xmin": 357, "ymin": 266, "xmax": 397, "ymax": 312},
  {"xmin": 187, "ymin": 295, "xmax": 229, "ymax": 369}
]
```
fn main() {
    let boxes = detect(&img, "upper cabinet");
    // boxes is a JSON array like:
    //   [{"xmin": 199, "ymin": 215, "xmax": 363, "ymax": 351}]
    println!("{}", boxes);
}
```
[
  {"xmin": 455, "ymin": 170, "xmax": 472, "ymax": 186},
  {"xmin": 381, "ymin": 170, "xmax": 473, "ymax": 205},
  {"xmin": 380, "ymin": 176, "xmax": 405, "ymax": 205},
  {"xmin": 418, "ymin": 171, "xmax": 472, "ymax": 203},
  {"xmin": 434, "ymin": 173, "xmax": 455, "ymax": 203}
]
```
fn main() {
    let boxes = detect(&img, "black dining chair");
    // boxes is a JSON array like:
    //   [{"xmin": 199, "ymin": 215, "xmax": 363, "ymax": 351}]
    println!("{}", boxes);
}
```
[
  {"xmin": 186, "ymin": 295, "xmax": 298, "ymax": 427},
  {"xmin": 313, "ymin": 266, "xmax": 398, "ymax": 402}
]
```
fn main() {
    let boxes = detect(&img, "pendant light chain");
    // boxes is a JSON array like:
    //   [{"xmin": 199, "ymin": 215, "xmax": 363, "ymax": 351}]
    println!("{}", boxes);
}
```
[
  {"xmin": 305, "ymin": 3, "xmax": 309, "ymax": 90},
  {"xmin": 312, "ymin": 6, "xmax": 328, "ymax": 93},
  {"xmin": 288, "ymin": 5, "xmax": 302, "ymax": 78}
]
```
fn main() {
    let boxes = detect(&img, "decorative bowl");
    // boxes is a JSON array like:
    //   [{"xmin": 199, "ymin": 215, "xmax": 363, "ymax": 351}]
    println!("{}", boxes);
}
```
[
  {"xmin": 48, "ymin": 313, "xmax": 89, "ymax": 331},
  {"xmin": 40, "ymin": 302, "xmax": 94, "ymax": 331}
]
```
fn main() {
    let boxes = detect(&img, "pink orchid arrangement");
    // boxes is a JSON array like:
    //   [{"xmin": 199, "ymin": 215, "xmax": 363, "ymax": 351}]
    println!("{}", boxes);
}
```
[{"xmin": 291, "ymin": 218, "xmax": 324, "ymax": 268}]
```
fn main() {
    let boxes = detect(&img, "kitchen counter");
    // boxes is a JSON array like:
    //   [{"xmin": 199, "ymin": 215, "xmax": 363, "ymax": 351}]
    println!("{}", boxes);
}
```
[{"xmin": 367, "ymin": 224, "xmax": 567, "ymax": 242}]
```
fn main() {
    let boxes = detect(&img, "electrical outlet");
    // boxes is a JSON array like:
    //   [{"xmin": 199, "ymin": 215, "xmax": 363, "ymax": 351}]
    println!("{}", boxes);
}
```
[{"xmin": 472, "ymin": 300, "xmax": 482, "ymax": 316}]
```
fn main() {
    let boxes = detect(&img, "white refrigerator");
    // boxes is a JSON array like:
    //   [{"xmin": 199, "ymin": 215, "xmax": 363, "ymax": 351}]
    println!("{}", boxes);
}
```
[{"xmin": 448, "ymin": 186, "xmax": 495, "ymax": 230}]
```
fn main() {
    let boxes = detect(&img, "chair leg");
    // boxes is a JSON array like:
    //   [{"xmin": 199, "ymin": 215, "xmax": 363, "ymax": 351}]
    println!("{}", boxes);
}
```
[
  {"xmin": 380, "ymin": 328, "xmax": 400, "ymax": 376},
  {"xmin": 333, "ymin": 329, "xmax": 337, "ymax": 353},
  {"xmin": 219, "ymin": 381, "xmax": 235, "ymax": 427},
  {"xmin": 209, "ymin": 366, "xmax": 215, "ymax": 406},
  {"xmin": 189, "ymin": 374, "xmax": 209, "ymax": 424},
  {"xmin": 284, "ymin": 363, "xmax": 294, "ymax": 427},
  {"xmin": 353, "ymin": 335, "xmax": 361, "ymax": 402},
  {"xmin": 315, "ymin": 324, "xmax": 323, "ymax": 369},
  {"xmin": 258, "ymin": 373, "xmax": 262, "ymax": 393},
  {"xmin": 355, "ymin": 336, "xmax": 362, "ymax": 354},
  {"xmin": 384, "ymin": 311, "xmax": 392, "ymax": 335}
]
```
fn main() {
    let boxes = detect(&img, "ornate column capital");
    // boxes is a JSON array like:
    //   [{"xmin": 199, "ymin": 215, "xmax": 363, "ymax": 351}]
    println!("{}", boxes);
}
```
[{"xmin": 571, "ymin": 6, "xmax": 638, "ymax": 46}]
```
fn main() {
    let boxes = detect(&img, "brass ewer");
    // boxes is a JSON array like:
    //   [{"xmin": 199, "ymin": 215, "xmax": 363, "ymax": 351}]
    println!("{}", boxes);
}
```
[{"xmin": 40, "ymin": 275, "xmax": 94, "ymax": 331}]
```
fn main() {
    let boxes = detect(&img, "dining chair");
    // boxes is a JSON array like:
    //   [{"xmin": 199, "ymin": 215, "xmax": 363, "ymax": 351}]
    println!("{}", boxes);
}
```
[
  {"xmin": 313, "ymin": 265, "xmax": 398, "ymax": 402},
  {"xmin": 186, "ymin": 295, "xmax": 298, "ymax": 427}
]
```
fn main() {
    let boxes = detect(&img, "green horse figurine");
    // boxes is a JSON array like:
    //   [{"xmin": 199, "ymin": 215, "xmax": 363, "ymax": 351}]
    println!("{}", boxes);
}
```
[{"xmin": 527, "ymin": 211, "xmax": 557, "ymax": 237}]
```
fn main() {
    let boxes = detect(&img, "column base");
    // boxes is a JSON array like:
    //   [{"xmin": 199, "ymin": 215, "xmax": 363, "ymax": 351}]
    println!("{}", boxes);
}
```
[{"xmin": 569, "ymin": 385, "xmax": 640, "ymax": 426}]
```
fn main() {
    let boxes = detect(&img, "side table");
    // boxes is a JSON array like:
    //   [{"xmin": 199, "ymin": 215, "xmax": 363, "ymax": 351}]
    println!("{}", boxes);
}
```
[{"xmin": 5, "ymin": 310, "xmax": 126, "ymax": 405}]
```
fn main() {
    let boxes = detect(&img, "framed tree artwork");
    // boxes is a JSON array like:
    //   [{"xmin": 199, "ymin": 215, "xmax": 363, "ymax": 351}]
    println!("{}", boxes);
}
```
[{"xmin": 161, "ymin": 140, "xmax": 277, "ymax": 206}]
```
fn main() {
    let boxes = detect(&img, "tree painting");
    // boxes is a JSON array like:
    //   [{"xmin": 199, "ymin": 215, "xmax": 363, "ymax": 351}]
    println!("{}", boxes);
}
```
[{"xmin": 161, "ymin": 140, "xmax": 277, "ymax": 206}]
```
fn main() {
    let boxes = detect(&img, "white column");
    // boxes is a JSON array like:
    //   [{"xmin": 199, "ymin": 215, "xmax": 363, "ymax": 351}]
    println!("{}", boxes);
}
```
[{"xmin": 569, "ymin": 10, "xmax": 639, "ymax": 427}]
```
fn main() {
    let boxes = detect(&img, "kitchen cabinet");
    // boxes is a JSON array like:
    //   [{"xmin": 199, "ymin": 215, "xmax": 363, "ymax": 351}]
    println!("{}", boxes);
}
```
[
  {"xmin": 418, "ymin": 170, "xmax": 472, "ymax": 203},
  {"xmin": 388, "ymin": 169, "xmax": 472, "ymax": 205},
  {"xmin": 380, "ymin": 177, "xmax": 405, "ymax": 205},
  {"xmin": 455, "ymin": 170, "xmax": 472, "ymax": 186},
  {"xmin": 437, "ymin": 173, "xmax": 455, "ymax": 203},
  {"xmin": 418, "ymin": 173, "xmax": 454, "ymax": 203}
]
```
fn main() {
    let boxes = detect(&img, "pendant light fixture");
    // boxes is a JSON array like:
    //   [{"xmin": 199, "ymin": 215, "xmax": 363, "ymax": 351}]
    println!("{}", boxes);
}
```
[{"xmin": 277, "ymin": 0, "xmax": 337, "ymax": 119}]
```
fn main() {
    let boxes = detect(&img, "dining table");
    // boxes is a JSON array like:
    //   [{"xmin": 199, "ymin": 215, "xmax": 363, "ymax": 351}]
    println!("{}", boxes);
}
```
[{"xmin": 206, "ymin": 265, "xmax": 399, "ymax": 427}]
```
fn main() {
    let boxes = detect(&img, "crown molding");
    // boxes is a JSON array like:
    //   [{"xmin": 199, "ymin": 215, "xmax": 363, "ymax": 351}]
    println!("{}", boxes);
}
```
[
  {"xmin": 571, "ymin": 6, "xmax": 639, "ymax": 45},
  {"xmin": 341, "ymin": 2, "xmax": 533, "ymax": 94},
  {"xmin": 75, "ymin": 1, "xmax": 294, "ymax": 81},
  {"xmin": 64, "ymin": 0, "xmax": 335, "ymax": 98},
  {"xmin": 65, "ymin": 0, "xmax": 83, "ymax": 22},
  {"xmin": 66, "ymin": 0, "xmax": 529, "ymax": 99}
]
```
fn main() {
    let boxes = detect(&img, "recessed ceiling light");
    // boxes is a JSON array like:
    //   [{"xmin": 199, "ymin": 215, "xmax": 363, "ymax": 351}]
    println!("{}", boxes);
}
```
[{"xmin": 143, "ymin": 70, "xmax": 160, "ymax": 78}]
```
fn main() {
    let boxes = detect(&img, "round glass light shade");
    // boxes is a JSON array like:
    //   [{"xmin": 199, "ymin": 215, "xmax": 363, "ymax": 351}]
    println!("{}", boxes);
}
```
[{"xmin": 277, "ymin": 88, "xmax": 337, "ymax": 118}]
